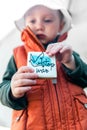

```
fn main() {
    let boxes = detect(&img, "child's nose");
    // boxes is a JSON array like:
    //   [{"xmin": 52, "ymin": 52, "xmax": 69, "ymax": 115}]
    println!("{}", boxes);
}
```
[{"xmin": 35, "ymin": 22, "xmax": 45, "ymax": 31}]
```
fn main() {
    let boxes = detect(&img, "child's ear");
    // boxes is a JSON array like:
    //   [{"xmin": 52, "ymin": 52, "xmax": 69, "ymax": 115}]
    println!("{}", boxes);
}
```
[{"xmin": 58, "ymin": 32, "xmax": 67, "ymax": 42}]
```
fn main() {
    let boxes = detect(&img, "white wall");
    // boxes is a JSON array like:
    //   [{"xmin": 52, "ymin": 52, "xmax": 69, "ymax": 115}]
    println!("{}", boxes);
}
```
[{"xmin": 0, "ymin": 28, "xmax": 22, "ymax": 127}]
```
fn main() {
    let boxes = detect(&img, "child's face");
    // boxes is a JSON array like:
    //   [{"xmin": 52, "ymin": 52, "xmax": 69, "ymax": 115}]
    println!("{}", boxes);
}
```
[{"xmin": 25, "ymin": 5, "xmax": 64, "ymax": 44}]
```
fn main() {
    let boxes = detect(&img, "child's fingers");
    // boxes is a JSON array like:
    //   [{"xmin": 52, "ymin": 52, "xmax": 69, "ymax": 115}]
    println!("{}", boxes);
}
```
[
  {"xmin": 12, "ymin": 79, "xmax": 37, "ymax": 87},
  {"xmin": 17, "ymin": 66, "xmax": 34, "ymax": 73},
  {"xmin": 12, "ymin": 72, "xmax": 38, "ymax": 81},
  {"xmin": 12, "ymin": 86, "xmax": 32, "ymax": 98},
  {"xmin": 59, "ymin": 44, "xmax": 72, "ymax": 53},
  {"xmin": 46, "ymin": 43, "xmax": 63, "ymax": 56},
  {"xmin": 12, "ymin": 66, "xmax": 38, "ymax": 80},
  {"xmin": 46, "ymin": 44, "xmax": 54, "ymax": 53}
]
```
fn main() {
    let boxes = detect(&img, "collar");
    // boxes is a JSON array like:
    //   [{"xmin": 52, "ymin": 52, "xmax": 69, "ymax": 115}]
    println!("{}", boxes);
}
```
[{"xmin": 43, "ymin": 35, "xmax": 60, "ymax": 49}]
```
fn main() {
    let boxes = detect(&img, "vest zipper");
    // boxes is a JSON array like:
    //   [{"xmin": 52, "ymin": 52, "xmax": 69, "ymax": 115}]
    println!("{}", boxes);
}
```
[
  {"xmin": 15, "ymin": 109, "xmax": 25, "ymax": 122},
  {"xmin": 54, "ymin": 84, "xmax": 63, "ymax": 129}
]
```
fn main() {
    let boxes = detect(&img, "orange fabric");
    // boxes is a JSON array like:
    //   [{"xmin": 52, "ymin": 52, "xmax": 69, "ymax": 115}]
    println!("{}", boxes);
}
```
[{"xmin": 11, "ymin": 27, "xmax": 87, "ymax": 130}]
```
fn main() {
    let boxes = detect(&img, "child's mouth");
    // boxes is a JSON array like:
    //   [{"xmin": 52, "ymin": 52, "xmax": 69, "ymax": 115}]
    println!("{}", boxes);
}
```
[
  {"xmin": 36, "ymin": 34, "xmax": 46, "ymax": 39},
  {"xmin": 36, "ymin": 34, "xmax": 47, "ymax": 44}
]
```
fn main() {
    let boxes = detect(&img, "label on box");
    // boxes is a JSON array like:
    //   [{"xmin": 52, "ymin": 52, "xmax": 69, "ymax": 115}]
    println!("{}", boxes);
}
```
[{"xmin": 27, "ymin": 52, "xmax": 57, "ymax": 78}]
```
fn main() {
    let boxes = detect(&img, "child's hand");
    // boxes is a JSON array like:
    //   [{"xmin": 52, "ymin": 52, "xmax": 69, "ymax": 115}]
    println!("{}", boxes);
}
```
[
  {"xmin": 46, "ymin": 42, "xmax": 76, "ymax": 70},
  {"xmin": 11, "ymin": 66, "xmax": 38, "ymax": 98}
]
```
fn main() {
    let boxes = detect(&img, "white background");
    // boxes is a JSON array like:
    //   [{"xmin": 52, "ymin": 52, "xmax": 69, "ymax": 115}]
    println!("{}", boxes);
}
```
[
  {"xmin": 0, "ymin": 0, "xmax": 15, "ymax": 39},
  {"xmin": 0, "ymin": 0, "xmax": 29, "ymax": 40}
]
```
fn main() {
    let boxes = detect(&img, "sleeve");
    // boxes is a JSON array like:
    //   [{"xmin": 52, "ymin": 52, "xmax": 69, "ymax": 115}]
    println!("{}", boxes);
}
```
[
  {"xmin": 0, "ymin": 56, "xmax": 28, "ymax": 110},
  {"xmin": 62, "ymin": 51, "xmax": 87, "ymax": 87}
]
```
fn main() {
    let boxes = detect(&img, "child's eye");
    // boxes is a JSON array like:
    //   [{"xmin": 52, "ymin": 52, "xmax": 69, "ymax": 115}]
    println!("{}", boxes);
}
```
[
  {"xmin": 44, "ymin": 19, "xmax": 53, "ymax": 23},
  {"xmin": 30, "ymin": 19, "xmax": 36, "ymax": 24}
]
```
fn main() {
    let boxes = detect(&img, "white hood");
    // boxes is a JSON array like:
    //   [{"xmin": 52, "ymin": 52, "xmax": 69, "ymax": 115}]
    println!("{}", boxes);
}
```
[{"xmin": 15, "ymin": 0, "xmax": 72, "ymax": 34}]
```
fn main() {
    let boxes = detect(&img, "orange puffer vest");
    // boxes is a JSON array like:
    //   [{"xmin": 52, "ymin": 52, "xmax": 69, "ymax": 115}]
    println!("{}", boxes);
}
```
[{"xmin": 11, "ymin": 27, "xmax": 87, "ymax": 130}]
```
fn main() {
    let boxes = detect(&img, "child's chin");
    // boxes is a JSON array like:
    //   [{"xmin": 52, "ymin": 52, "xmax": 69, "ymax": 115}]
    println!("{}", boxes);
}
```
[{"xmin": 40, "ymin": 40, "xmax": 47, "ymax": 44}]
